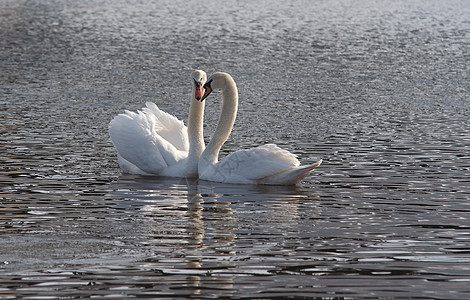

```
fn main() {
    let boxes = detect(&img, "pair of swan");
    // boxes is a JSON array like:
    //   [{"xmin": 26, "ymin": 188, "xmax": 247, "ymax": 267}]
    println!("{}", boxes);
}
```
[{"xmin": 109, "ymin": 70, "xmax": 322, "ymax": 185}]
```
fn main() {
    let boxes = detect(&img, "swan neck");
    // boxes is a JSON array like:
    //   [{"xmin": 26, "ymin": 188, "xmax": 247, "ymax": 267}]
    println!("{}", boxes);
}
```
[
  {"xmin": 187, "ymin": 90, "xmax": 205, "ymax": 160},
  {"xmin": 202, "ymin": 78, "xmax": 238, "ymax": 165}
]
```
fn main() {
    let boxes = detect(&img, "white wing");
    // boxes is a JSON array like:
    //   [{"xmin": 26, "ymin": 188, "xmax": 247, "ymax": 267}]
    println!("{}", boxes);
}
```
[
  {"xmin": 109, "ymin": 102, "xmax": 188, "ymax": 175},
  {"xmin": 117, "ymin": 154, "xmax": 148, "ymax": 175},
  {"xmin": 142, "ymin": 102, "xmax": 188, "ymax": 152},
  {"xmin": 201, "ymin": 144, "xmax": 301, "ymax": 184}
]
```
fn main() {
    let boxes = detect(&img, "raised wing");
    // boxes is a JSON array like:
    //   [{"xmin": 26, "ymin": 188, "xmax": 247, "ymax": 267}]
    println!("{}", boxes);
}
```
[
  {"xmin": 142, "ymin": 102, "xmax": 189, "ymax": 152},
  {"xmin": 109, "ymin": 103, "xmax": 187, "ymax": 175}
]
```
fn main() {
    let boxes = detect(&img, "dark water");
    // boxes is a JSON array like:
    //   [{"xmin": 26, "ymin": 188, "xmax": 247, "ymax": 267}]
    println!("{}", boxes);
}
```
[{"xmin": 1, "ymin": 0, "xmax": 470, "ymax": 298}]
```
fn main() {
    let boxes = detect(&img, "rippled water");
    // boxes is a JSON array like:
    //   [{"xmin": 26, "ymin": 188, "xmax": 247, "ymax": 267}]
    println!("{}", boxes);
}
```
[{"xmin": 1, "ymin": 0, "xmax": 470, "ymax": 298}]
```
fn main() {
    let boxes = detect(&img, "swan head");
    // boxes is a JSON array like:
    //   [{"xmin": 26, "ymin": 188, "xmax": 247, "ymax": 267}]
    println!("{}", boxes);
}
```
[
  {"xmin": 191, "ymin": 70, "xmax": 207, "ymax": 101},
  {"xmin": 200, "ymin": 72, "xmax": 233, "ymax": 101}
]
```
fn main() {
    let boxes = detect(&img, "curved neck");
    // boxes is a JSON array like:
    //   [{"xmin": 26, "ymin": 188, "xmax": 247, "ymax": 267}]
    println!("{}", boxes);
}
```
[
  {"xmin": 201, "ymin": 78, "xmax": 238, "ymax": 165},
  {"xmin": 187, "ymin": 88, "xmax": 205, "ymax": 161}
]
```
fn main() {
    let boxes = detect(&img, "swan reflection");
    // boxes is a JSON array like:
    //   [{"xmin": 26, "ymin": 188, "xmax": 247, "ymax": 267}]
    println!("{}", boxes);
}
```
[{"xmin": 108, "ymin": 175, "xmax": 320, "ymax": 296}]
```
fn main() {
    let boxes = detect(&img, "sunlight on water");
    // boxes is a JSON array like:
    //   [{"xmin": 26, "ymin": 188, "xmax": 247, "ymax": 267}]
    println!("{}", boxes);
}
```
[{"xmin": 1, "ymin": 0, "xmax": 470, "ymax": 298}]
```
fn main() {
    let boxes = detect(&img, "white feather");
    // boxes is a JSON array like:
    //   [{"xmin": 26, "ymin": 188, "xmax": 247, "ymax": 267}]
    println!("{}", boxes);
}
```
[
  {"xmin": 109, "ymin": 105, "xmax": 186, "ymax": 175},
  {"xmin": 108, "ymin": 70, "xmax": 207, "ymax": 178}
]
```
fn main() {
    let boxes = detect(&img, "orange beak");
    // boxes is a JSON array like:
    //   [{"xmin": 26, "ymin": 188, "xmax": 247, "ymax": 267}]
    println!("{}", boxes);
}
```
[{"xmin": 195, "ymin": 82, "xmax": 203, "ymax": 100}]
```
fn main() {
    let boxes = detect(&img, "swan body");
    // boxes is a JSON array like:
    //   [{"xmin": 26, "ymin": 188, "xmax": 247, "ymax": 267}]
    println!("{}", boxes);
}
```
[
  {"xmin": 198, "ymin": 72, "xmax": 322, "ymax": 185},
  {"xmin": 109, "ymin": 70, "xmax": 207, "ymax": 178}
]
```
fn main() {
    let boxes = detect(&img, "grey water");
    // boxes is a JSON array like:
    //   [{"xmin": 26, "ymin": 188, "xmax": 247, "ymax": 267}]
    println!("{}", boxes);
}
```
[{"xmin": 1, "ymin": 0, "xmax": 470, "ymax": 298}]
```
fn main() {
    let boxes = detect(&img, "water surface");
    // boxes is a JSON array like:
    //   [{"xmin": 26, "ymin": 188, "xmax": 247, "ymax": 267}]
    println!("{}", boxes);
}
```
[{"xmin": 1, "ymin": 0, "xmax": 470, "ymax": 298}]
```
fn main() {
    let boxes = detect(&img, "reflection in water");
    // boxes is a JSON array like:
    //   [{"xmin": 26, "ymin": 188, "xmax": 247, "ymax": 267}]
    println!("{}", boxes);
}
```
[
  {"xmin": 186, "ymin": 183, "xmax": 236, "ymax": 295},
  {"xmin": 1, "ymin": 0, "xmax": 469, "ymax": 298},
  {"xmin": 184, "ymin": 190, "xmax": 205, "ymax": 295},
  {"xmin": 106, "ymin": 176, "xmax": 311, "ymax": 297}
]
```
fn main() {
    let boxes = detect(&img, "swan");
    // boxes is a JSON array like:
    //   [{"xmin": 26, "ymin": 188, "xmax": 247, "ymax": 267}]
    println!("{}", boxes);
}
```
[
  {"xmin": 108, "ymin": 70, "xmax": 207, "ymax": 177},
  {"xmin": 198, "ymin": 72, "xmax": 322, "ymax": 185}
]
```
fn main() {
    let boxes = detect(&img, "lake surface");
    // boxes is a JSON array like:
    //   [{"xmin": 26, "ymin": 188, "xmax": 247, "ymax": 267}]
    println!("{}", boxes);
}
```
[{"xmin": 1, "ymin": 0, "xmax": 469, "ymax": 298}]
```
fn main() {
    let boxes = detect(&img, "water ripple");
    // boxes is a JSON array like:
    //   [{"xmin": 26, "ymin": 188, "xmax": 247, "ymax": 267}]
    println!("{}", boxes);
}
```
[{"xmin": 1, "ymin": 0, "xmax": 470, "ymax": 298}]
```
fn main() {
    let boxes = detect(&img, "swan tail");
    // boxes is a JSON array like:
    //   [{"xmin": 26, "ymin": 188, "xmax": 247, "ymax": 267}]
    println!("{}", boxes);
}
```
[{"xmin": 259, "ymin": 159, "xmax": 322, "ymax": 185}]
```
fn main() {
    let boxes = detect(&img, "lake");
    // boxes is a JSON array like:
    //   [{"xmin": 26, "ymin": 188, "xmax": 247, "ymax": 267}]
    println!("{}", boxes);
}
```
[{"xmin": 1, "ymin": 0, "xmax": 469, "ymax": 298}]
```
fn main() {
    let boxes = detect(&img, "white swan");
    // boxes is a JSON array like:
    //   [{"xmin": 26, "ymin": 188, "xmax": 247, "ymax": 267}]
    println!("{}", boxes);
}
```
[
  {"xmin": 108, "ymin": 70, "xmax": 207, "ymax": 177},
  {"xmin": 198, "ymin": 72, "xmax": 322, "ymax": 185}
]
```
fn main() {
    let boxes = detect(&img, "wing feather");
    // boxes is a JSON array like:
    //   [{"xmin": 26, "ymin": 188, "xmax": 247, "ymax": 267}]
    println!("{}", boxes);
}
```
[
  {"xmin": 214, "ymin": 144, "xmax": 300, "ymax": 182},
  {"xmin": 109, "ymin": 103, "xmax": 187, "ymax": 175},
  {"xmin": 143, "ymin": 102, "xmax": 188, "ymax": 152}
]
